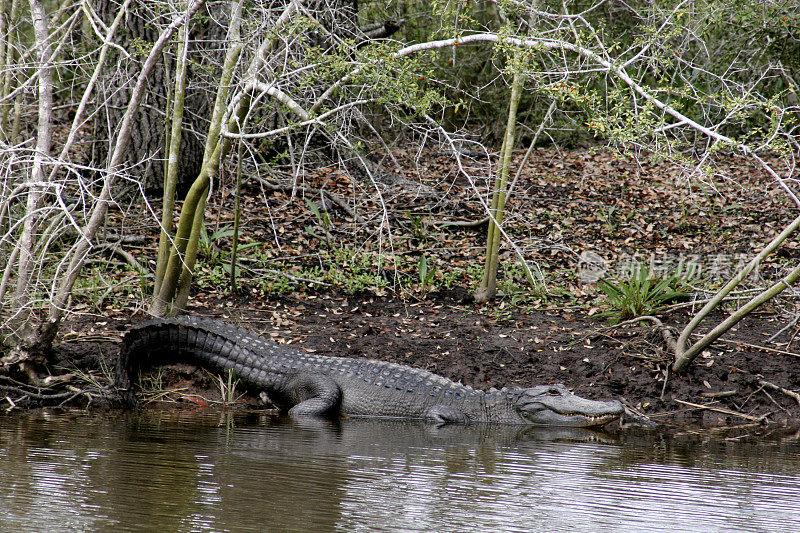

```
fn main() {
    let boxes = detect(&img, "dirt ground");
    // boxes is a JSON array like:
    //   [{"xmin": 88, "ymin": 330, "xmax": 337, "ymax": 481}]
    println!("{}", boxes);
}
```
[
  {"xmin": 38, "ymin": 147, "xmax": 800, "ymax": 427},
  {"xmin": 52, "ymin": 287, "xmax": 800, "ymax": 428}
]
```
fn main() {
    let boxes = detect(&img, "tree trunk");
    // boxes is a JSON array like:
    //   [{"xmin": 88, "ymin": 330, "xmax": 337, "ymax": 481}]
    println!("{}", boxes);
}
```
[{"xmin": 92, "ymin": 0, "xmax": 215, "ymax": 192}]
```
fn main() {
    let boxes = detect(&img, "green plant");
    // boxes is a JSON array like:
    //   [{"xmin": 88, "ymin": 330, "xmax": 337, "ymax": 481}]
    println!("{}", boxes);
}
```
[
  {"xmin": 195, "ymin": 223, "xmax": 260, "ymax": 289},
  {"xmin": 600, "ymin": 205, "xmax": 634, "ymax": 234},
  {"xmin": 327, "ymin": 248, "xmax": 387, "ymax": 295},
  {"xmin": 136, "ymin": 367, "xmax": 186, "ymax": 405},
  {"xmin": 408, "ymin": 214, "xmax": 429, "ymax": 242},
  {"xmin": 196, "ymin": 263, "xmax": 228, "ymax": 290},
  {"xmin": 217, "ymin": 368, "xmax": 240, "ymax": 405},
  {"xmin": 198, "ymin": 224, "xmax": 235, "ymax": 264},
  {"xmin": 497, "ymin": 262, "xmax": 525, "ymax": 296},
  {"xmin": 438, "ymin": 265, "xmax": 462, "ymax": 291},
  {"xmin": 305, "ymin": 198, "xmax": 332, "ymax": 247},
  {"xmin": 597, "ymin": 264, "xmax": 688, "ymax": 323},
  {"xmin": 257, "ymin": 248, "xmax": 388, "ymax": 297},
  {"xmin": 417, "ymin": 254, "xmax": 437, "ymax": 294}
]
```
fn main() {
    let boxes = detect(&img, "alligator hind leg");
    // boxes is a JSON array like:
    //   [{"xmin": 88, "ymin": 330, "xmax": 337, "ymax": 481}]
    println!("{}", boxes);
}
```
[{"xmin": 285, "ymin": 373, "xmax": 342, "ymax": 418}]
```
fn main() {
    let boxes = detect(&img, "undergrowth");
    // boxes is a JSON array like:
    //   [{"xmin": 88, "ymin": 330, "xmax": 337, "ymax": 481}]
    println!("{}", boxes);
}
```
[{"xmin": 596, "ymin": 263, "xmax": 691, "ymax": 323}]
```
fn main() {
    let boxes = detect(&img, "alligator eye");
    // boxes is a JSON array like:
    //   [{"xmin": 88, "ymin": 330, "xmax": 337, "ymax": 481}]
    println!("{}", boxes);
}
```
[{"xmin": 547, "ymin": 387, "xmax": 561, "ymax": 396}]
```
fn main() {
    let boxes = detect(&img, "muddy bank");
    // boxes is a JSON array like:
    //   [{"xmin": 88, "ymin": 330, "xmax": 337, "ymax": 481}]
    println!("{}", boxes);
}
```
[{"xmin": 50, "ymin": 289, "xmax": 800, "ymax": 428}]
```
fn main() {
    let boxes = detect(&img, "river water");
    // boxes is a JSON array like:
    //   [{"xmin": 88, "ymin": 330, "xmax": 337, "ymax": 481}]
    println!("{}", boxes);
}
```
[{"xmin": 1, "ymin": 410, "xmax": 798, "ymax": 532}]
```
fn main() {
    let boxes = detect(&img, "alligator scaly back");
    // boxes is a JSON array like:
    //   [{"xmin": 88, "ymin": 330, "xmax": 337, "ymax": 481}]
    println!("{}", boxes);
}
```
[
  {"xmin": 117, "ymin": 316, "xmax": 486, "ymax": 421},
  {"xmin": 117, "ymin": 316, "xmax": 624, "ymax": 426}
]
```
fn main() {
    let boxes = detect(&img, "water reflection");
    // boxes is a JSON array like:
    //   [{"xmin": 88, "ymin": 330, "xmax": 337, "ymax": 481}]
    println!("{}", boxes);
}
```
[{"xmin": 0, "ymin": 410, "xmax": 798, "ymax": 532}]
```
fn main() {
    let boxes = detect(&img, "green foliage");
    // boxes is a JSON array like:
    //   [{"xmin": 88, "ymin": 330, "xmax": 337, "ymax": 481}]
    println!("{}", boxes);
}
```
[
  {"xmin": 195, "ymin": 224, "xmax": 260, "ymax": 287},
  {"xmin": 417, "ymin": 254, "xmax": 437, "ymax": 294},
  {"xmin": 217, "ymin": 368, "xmax": 240, "ymax": 405},
  {"xmin": 494, "ymin": 261, "xmax": 548, "ymax": 305},
  {"xmin": 198, "ymin": 224, "xmax": 235, "ymax": 265},
  {"xmin": 304, "ymin": 198, "xmax": 331, "ymax": 247},
  {"xmin": 196, "ymin": 263, "xmax": 229, "ymax": 290},
  {"xmin": 259, "ymin": 248, "xmax": 388, "ymax": 296},
  {"xmin": 597, "ymin": 264, "xmax": 689, "ymax": 323},
  {"xmin": 407, "ymin": 214, "xmax": 429, "ymax": 242},
  {"xmin": 71, "ymin": 263, "xmax": 149, "ymax": 311},
  {"xmin": 137, "ymin": 367, "xmax": 167, "ymax": 399}
]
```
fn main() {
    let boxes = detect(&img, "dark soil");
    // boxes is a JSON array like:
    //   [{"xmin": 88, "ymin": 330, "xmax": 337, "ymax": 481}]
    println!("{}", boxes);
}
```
[
  {"xmin": 36, "ymin": 147, "xmax": 800, "ymax": 427},
  {"xmin": 52, "ymin": 287, "xmax": 800, "ymax": 428}
]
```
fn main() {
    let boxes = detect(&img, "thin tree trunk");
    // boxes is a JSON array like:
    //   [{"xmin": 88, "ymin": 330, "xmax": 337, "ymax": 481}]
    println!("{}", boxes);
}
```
[
  {"xmin": 154, "ymin": 21, "xmax": 190, "ymax": 297},
  {"xmin": 9, "ymin": 0, "xmax": 54, "ymax": 336},
  {"xmin": 474, "ymin": 68, "xmax": 523, "ymax": 303},
  {"xmin": 152, "ymin": 0, "xmax": 244, "ymax": 315},
  {"xmin": 0, "ymin": 0, "xmax": 21, "ymax": 139},
  {"xmin": 673, "ymin": 212, "xmax": 800, "ymax": 371}
]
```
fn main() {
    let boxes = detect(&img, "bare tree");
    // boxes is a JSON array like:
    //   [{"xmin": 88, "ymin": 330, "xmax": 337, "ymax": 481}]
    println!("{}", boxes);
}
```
[{"xmin": 1, "ymin": 0, "xmax": 205, "ymax": 371}]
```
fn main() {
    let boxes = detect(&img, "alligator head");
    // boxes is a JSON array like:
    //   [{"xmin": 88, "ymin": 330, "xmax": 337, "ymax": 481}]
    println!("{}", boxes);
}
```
[{"xmin": 511, "ymin": 383, "xmax": 624, "ymax": 427}]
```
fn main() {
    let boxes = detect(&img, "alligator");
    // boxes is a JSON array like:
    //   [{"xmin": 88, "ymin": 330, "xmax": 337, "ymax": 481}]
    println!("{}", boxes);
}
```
[{"xmin": 117, "ymin": 316, "xmax": 624, "ymax": 427}]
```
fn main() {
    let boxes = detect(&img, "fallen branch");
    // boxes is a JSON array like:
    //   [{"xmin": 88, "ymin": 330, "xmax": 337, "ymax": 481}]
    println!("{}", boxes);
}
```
[
  {"xmin": 701, "ymin": 390, "xmax": 738, "ymax": 398},
  {"xmin": 673, "ymin": 399, "xmax": 767, "ymax": 422},
  {"xmin": 757, "ymin": 379, "xmax": 800, "ymax": 407},
  {"xmin": 432, "ymin": 217, "xmax": 489, "ymax": 229},
  {"xmin": 620, "ymin": 402, "xmax": 658, "ymax": 427},
  {"xmin": 253, "ymin": 175, "xmax": 363, "ymax": 222},
  {"xmin": 601, "ymin": 315, "xmax": 678, "ymax": 354},
  {"xmin": 95, "ymin": 242, "xmax": 146, "ymax": 271},
  {"xmin": 718, "ymin": 338, "xmax": 800, "ymax": 360}
]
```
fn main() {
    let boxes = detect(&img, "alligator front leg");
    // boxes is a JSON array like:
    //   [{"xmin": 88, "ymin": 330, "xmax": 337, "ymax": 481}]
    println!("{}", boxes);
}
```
[
  {"xmin": 283, "ymin": 373, "xmax": 343, "ymax": 418},
  {"xmin": 425, "ymin": 405, "xmax": 470, "ymax": 425}
]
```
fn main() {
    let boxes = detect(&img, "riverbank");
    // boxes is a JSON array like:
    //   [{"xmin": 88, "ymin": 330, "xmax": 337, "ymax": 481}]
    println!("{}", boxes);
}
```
[
  {"xmin": 11, "ymin": 147, "xmax": 800, "ymax": 426},
  {"xmin": 51, "ymin": 288, "xmax": 800, "ymax": 427}
]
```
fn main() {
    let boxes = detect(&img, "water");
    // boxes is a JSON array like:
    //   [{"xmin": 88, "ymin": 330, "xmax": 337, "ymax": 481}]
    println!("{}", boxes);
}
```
[{"xmin": 1, "ymin": 410, "xmax": 798, "ymax": 532}]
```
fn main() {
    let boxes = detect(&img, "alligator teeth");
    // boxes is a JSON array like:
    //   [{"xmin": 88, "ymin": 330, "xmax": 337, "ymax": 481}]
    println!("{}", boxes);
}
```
[{"xmin": 558, "ymin": 412, "xmax": 617, "ymax": 424}]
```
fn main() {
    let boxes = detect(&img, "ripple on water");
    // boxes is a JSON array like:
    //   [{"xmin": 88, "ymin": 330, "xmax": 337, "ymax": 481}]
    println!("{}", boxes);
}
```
[{"xmin": 1, "ymin": 412, "xmax": 799, "ymax": 532}]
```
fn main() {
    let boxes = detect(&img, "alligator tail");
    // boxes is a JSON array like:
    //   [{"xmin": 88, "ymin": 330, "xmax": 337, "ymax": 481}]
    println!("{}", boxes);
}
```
[{"xmin": 116, "ymin": 316, "xmax": 266, "ymax": 406}]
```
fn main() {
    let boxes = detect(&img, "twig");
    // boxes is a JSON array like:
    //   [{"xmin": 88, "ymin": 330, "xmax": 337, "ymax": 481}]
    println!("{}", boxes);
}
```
[
  {"xmin": 664, "ymin": 292, "xmax": 760, "ymax": 311},
  {"xmin": 759, "ymin": 388, "xmax": 791, "ymax": 415},
  {"xmin": 757, "ymin": 379, "xmax": 800, "ymax": 407},
  {"xmin": 701, "ymin": 390, "xmax": 738, "ymax": 398},
  {"xmin": 620, "ymin": 402, "xmax": 658, "ymax": 427},
  {"xmin": 718, "ymin": 338, "xmax": 800, "ymax": 359},
  {"xmin": 253, "ymin": 175, "xmax": 363, "ymax": 222},
  {"xmin": 673, "ymin": 399, "xmax": 766, "ymax": 422},
  {"xmin": 95, "ymin": 242, "xmax": 146, "ymax": 271},
  {"xmin": 602, "ymin": 315, "xmax": 678, "ymax": 353},
  {"xmin": 431, "ymin": 217, "xmax": 489, "ymax": 229}
]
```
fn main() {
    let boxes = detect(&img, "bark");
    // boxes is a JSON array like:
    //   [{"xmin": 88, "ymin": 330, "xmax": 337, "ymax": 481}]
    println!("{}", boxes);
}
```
[
  {"xmin": 153, "ymin": 22, "xmax": 190, "ymax": 297},
  {"xmin": 0, "ymin": 0, "xmax": 22, "ymax": 140},
  {"xmin": 92, "ymin": 0, "xmax": 217, "ymax": 192},
  {"xmin": 474, "ymin": 68, "xmax": 522, "ymax": 303}
]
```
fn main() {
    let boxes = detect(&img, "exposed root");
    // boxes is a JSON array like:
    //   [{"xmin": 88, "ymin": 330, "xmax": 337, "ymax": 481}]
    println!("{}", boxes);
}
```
[
  {"xmin": 0, "ymin": 374, "xmax": 113, "ymax": 410},
  {"xmin": 606, "ymin": 315, "xmax": 678, "ymax": 354},
  {"xmin": 757, "ymin": 379, "xmax": 800, "ymax": 407}
]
